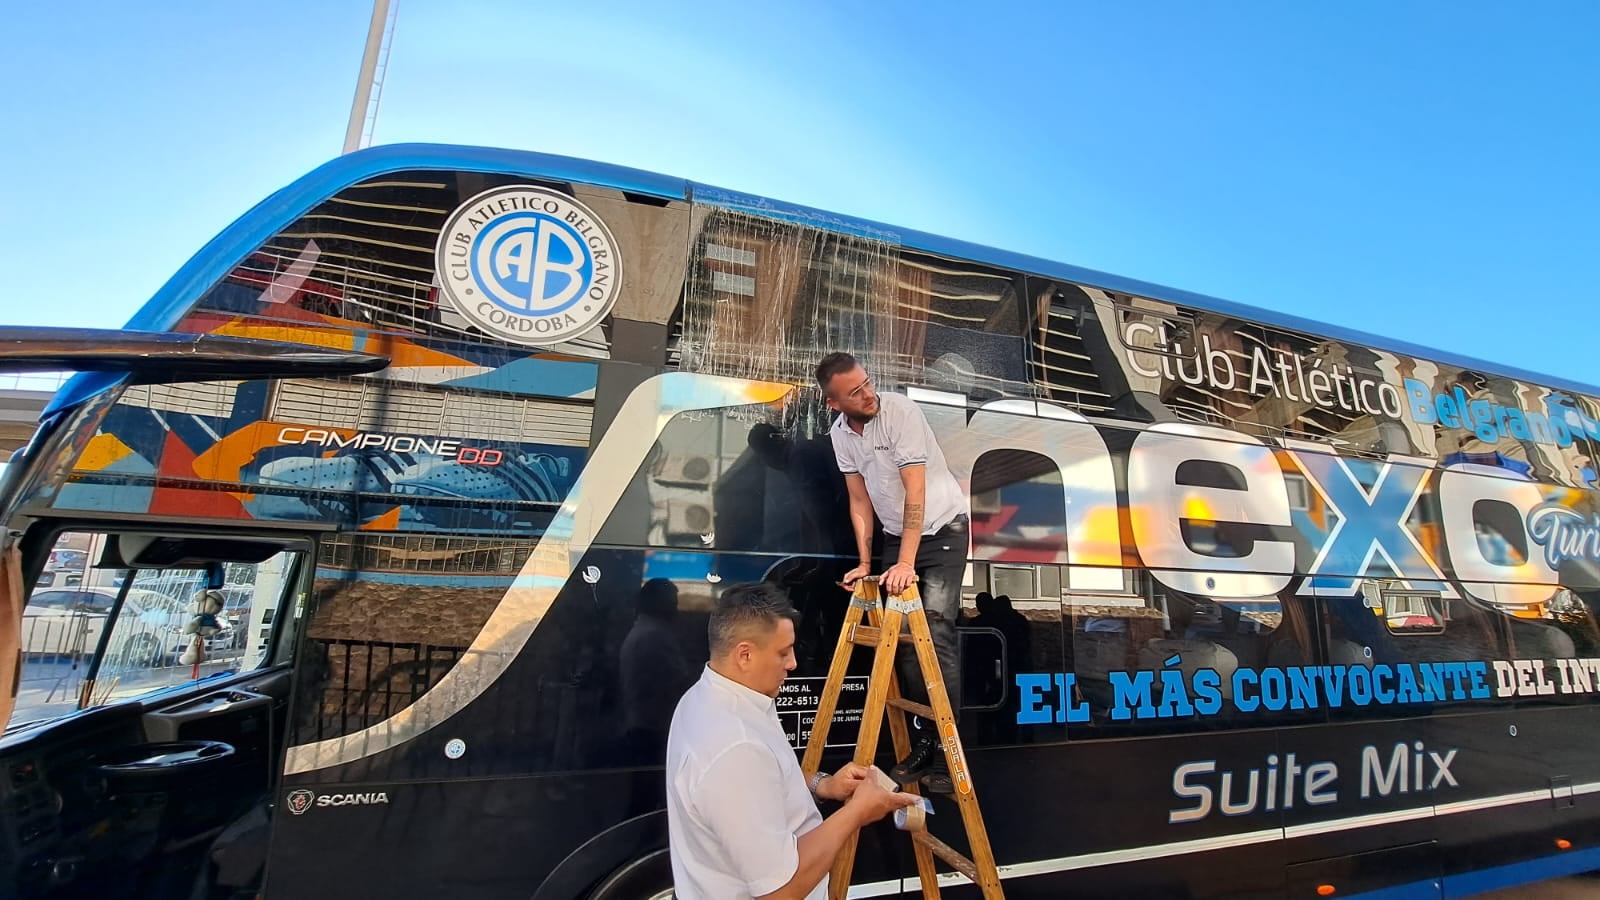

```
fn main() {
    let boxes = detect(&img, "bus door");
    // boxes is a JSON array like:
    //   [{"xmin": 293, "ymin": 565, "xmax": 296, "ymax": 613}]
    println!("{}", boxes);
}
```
[
  {"xmin": 0, "ymin": 327, "xmax": 386, "ymax": 899},
  {"xmin": 1, "ymin": 524, "xmax": 312, "ymax": 900}
]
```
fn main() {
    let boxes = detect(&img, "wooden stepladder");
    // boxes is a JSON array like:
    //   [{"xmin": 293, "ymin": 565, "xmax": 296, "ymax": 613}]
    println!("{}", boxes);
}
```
[{"xmin": 801, "ymin": 577, "xmax": 1004, "ymax": 899}]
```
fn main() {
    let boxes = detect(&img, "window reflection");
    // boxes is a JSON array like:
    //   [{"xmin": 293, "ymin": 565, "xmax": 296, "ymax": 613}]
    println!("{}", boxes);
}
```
[
  {"xmin": 970, "ymin": 449, "xmax": 1065, "ymax": 563},
  {"xmin": 11, "ymin": 531, "xmax": 295, "ymax": 733},
  {"xmin": 599, "ymin": 402, "xmax": 856, "ymax": 559},
  {"xmin": 961, "ymin": 565, "xmax": 1066, "ymax": 747},
  {"xmin": 1318, "ymin": 582, "xmax": 1508, "ymax": 715},
  {"xmin": 196, "ymin": 172, "xmax": 620, "ymax": 359},
  {"xmin": 290, "ymin": 534, "xmax": 524, "ymax": 746},
  {"xmin": 1066, "ymin": 573, "xmax": 1320, "ymax": 736},
  {"xmin": 1495, "ymin": 584, "xmax": 1600, "ymax": 709},
  {"xmin": 678, "ymin": 209, "xmax": 1031, "ymax": 400}
]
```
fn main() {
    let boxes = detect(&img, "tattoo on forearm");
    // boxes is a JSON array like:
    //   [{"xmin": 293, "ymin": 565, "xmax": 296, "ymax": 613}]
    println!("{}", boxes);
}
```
[{"xmin": 903, "ymin": 502, "xmax": 924, "ymax": 534}]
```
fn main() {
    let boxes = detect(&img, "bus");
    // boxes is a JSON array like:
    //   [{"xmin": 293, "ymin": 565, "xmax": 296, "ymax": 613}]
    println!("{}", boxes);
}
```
[{"xmin": 3, "ymin": 143, "xmax": 1600, "ymax": 900}]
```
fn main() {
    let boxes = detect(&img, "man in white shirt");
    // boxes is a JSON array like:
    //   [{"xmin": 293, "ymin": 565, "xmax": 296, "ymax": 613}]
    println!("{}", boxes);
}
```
[
  {"xmin": 818, "ymin": 352, "xmax": 970, "ymax": 794},
  {"xmin": 666, "ymin": 582, "xmax": 917, "ymax": 900}
]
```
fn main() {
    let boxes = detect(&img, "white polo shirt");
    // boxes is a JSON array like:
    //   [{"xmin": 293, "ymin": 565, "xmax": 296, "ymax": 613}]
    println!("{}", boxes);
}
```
[
  {"xmin": 830, "ymin": 390, "xmax": 967, "ymax": 537},
  {"xmin": 666, "ymin": 666, "xmax": 826, "ymax": 900}
]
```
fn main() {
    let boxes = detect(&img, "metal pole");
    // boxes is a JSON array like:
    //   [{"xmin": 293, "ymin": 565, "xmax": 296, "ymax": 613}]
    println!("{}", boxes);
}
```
[{"xmin": 343, "ymin": 0, "xmax": 392, "ymax": 155}]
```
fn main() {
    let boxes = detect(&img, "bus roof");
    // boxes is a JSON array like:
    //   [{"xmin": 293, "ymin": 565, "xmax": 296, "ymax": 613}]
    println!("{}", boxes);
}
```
[{"xmin": 46, "ymin": 141, "xmax": 1600, "ymax": 415}]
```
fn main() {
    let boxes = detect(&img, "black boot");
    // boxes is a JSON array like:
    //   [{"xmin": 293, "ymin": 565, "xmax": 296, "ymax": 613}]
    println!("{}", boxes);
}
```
[
  {"xmin": 889, "ymin": 732, "xmax": 938, "ymax": 787},
  {"xmin": 920, "ymin": 757, "xmax": 954, "ymax": 794}
]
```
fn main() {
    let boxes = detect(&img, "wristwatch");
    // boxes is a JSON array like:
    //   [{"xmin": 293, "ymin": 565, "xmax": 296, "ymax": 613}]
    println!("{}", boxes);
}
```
[{"xmin": 808, "ymin": 771, "xmax": 827, "ymax": 797}]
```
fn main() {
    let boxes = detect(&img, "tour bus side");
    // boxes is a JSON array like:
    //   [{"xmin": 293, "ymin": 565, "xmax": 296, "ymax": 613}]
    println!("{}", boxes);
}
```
[{"xmin": 5, "ymin": 145, "xmax": 1600, "ymax": 899}]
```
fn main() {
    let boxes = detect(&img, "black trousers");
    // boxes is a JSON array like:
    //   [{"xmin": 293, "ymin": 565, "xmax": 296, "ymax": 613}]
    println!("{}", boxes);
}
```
[{"xmin": 881, "ymin": 515, "xmax": 968, "ymax": 729}]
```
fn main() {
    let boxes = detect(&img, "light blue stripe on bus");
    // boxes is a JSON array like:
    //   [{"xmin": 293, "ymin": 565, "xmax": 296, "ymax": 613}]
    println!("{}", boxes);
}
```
[
  {"xmin": 1443, "ymin": 846, "xmax": 1600, "ymax": 896},
  {"xmin": 439, "ymin": 356, "xmax": 598, "ymax": 398},
  {"xmin": 1340, "ymin": 880, "xmax": 1443, "ymax": 900},
  {"xmin": 50, "ymin": 143, "xmax": 1600, "ymax": 417},
  {"xmin": 47, "ymin": 143, "xmax": 688, "ymax": 416},
  {"xmin": 1333, "ymin": 846, "xmax": 1600, "ymax": 899},
  {"xmin": 681, "ymin": 185, "xmax": 1600, "ymax": 400}
]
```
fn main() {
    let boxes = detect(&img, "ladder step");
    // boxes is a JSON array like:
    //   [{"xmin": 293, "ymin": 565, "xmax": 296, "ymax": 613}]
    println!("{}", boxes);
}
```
[
  {"xmin": 808, "ymin": 582, "xmax": 1004, "ymax": 898},
  {"xmin": 849, "ymin": 625, "xmax": 913, "ymax": 648},
  {"xmin": 888, "ymin": 697, "xmax": 936, "ymax": 720},
  {"xmin": 913, "ymin": 831, "xmax": 980, "ymax": 883}
]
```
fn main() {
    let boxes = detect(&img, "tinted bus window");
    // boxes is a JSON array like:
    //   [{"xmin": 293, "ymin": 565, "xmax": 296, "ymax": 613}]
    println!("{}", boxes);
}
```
[
  {"xmin": 289, "ymin": 534, "xmax": 527, "ymax": 746},
  {"xmin": 1062, "ymin": 583, "xmax": 1324, "ymax": 739},
  {"xmin": 596, "ymin": 401, "xmax": 853, "ymax": 559},
  {"xmin": 677, "ymin": 209, "xmax": 1032, "ymax": 400},
  {"xmin": 1317, "ymin": 584, "xmax": 1511, "ymax": 723}
]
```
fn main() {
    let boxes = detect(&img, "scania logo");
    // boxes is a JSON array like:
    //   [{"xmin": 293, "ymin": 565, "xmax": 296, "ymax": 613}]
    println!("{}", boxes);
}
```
[
  {"xmin": 317, "ymin": 791, "xmax": 390, "ymax": 808},
  {"xmin": 435, "ymin": 185, "xmax": 621, "ymax": 347},
  {"xmin": 284, "ymin": 788, "xmax": 390, "ymax": 813},
  {"xmin": 286, "ymin": 788, "xmax": 314, "ymax": 816}
]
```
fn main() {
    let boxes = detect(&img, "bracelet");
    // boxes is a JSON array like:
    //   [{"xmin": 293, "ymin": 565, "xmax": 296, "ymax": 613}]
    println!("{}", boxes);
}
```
[{"xmin": 808, "ymin": 771, "xmax": 827, "ymax": 797}]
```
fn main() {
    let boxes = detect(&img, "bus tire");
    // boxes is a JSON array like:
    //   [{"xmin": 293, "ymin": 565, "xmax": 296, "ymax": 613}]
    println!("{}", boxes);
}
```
[{"xmin": 586, "ymin": 848, "xmax": 673, "ymax": 900}]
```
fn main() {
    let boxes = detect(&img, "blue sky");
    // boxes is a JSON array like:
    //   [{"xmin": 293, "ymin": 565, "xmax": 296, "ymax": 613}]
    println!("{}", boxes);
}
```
[{"xmin": 2, "ymin": 1, "xmax": 1596, "ymax": 385}]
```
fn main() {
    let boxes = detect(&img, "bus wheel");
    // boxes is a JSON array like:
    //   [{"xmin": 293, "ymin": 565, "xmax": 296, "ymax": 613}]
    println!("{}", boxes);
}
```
[{"xmin": 587, "ymin": 848, "xmax": 673, "ymax": 900}]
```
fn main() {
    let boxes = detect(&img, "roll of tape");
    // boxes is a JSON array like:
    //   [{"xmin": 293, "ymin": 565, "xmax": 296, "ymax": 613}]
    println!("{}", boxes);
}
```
[{"xmin": 895, "ymin": 801, "xmax": 928, "ymax": 832}]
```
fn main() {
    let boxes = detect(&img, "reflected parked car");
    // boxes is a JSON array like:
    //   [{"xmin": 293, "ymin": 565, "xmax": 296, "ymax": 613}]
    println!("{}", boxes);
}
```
[
  {"xmin": 21, "ymin": 588, "xmax": 124, "ymax": 658},
  {"xmin": 34, "ymin": 569, "xmax": 84, "ymax": 589},
  {"xmin": 20, "ymin": 586, "xmax": 197, "ymax": 666},
  {"xmin": 216, "ymin": 586, "xmax": 256, "ymax": 649}
]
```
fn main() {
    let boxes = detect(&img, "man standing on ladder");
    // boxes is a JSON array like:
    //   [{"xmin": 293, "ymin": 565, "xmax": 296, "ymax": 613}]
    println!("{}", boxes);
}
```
[{"xmin": 816, "ymin": 352, "xmax": 969, "ymax": 794}]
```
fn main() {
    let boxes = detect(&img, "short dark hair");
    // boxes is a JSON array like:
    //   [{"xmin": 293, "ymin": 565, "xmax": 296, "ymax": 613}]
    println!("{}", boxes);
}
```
[
  {"xmin": 815, "ymin": 352, "xmax": 860, "ymax": 391},
  {"xmin": 709, "ymin": 582, "xmax": 799, "ymax": 657},
  {"xmin": 638, "ymin": 578, "xmax": 679, "ymax": 616}
]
